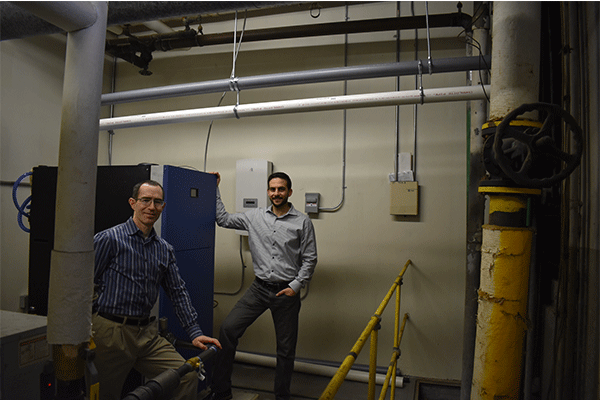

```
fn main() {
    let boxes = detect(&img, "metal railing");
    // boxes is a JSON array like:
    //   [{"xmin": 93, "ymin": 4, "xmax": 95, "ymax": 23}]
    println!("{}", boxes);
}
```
[{"xmin": 319, "ymin": 259, "xmax": 412, "ymax": 400}]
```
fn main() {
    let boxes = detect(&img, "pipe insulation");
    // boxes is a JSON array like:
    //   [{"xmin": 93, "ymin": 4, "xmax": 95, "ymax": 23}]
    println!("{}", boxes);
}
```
[
  {"xmin": 1, "ymin": 2, "xmax": 289, "ymax": 40},
  {"xmin": 101, "ymin": 56, "xmax": 490, "ymax": 105},
  {"xmin": 489, "ymin": 2, "xmax": 541, "ymax": 120},
  {"xmin": 13, "ymin": 1, "xmax": 98, "ymax": 33},
  {"xmin": 235, "ymin": 351, "xmax": 404, "ymax": 388},
  {"xmin": 99, "ymin": 85, "xmax": 490, "ymax": 131},
  {"xmin": 46, "ymin": 1, "xmax": 108, "ymax": 345}
]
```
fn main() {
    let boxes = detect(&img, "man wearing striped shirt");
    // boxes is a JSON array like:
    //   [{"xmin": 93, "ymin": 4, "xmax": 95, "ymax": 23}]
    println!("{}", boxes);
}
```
[
  {"xmin": 92, "ymin": 180, "xmax": 221, "ymax": 400},
  {"xmin": 209, "ymin": 172, "xmax": 318, "ymax": 400}
]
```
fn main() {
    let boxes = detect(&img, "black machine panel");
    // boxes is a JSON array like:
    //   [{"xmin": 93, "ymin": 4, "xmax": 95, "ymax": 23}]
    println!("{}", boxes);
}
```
[{"xmin": 28, "ymin": 165, "xmax": 152, "ymax": 315}]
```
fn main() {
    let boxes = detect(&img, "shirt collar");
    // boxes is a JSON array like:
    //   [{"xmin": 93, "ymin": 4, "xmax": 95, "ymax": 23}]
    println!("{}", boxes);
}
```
[
  {"xmin": 267, "ymin": 202, "xmax": 297, "ymax": 218},
  {"xmin": 124, "ymin": 217, "xmax": 157, "ymax": 239}
]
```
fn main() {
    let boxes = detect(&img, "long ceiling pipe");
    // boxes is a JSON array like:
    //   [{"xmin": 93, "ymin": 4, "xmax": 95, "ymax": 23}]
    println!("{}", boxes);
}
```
[
  {"xmin": 106, "ymin": 11, "xmax": 471, "ymax": 71},
  {"xmin": 99, "ymin": 85, "xmax": 490, "ymax": 131},
  {"xmin": 106, "ymin": 12, "xmax": 471, "ymax": 50},
  {"xmin": 101, "ymin": 55, "xmax": 490, "ymax": 106}
]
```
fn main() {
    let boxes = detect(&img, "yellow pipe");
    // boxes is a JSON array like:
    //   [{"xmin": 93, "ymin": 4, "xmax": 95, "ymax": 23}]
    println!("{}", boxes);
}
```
[
  {"xmin": 471, "ymin": 225, "xmax": 533, "ymax": 399},
  {"xmin": 53, "ymin": 344, "xmax": 85, "ymax": 382},
  {"xmin": 378, "ymin": 352, "xmax": 398, "ymax": 400},
  {"xmin": 390, "ymin": 285, "xmax": 402, "ymax": 400},
  {"xmin": 319, "ymin": 316, "xmax": 382, "ymax": 400},
  {"xmin": 368, "ymin": 329, "xmax": 378, "ymax": 400},
  {"xmin": 319, "ymin": 260, "xmax": 411, "ymax": 400},
  {"xmin": 479, "ymin": 186, "xmax": 541, "ymax": 196},
  {"xmin": 379, "ymin": 313, "xmax": 409, "ymax": 400}
]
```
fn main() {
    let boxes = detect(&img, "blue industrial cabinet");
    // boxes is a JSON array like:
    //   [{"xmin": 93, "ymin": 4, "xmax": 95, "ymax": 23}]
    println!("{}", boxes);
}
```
[{"xmin": 159, "ymin": 165, "xmax": 216, "ymax": 352}]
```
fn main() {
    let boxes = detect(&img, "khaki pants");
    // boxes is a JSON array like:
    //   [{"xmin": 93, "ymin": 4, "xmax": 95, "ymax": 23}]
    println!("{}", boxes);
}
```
[{"xmin": 92, "ymin": 314, "xmax": 198, "ymax": 400}]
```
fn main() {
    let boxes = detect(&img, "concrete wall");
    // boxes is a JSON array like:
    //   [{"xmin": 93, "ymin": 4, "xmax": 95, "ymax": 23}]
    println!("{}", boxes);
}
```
[{"xmin": 1, "ymin": 2, "xmax": 473, "ymax": 381}]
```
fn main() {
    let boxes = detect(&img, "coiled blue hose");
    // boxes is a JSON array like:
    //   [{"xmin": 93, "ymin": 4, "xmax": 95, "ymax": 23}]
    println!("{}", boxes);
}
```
[{"xmin": 12, "ymin": 171, "xmax": 32, "ymax": 233}]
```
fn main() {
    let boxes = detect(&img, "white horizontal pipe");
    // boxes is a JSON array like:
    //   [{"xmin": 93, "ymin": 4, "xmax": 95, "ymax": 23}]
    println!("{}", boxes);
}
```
[
  {"xmin": 235, "ymin": 351, "xmax": 404, "ymax": 388},
  {"xmin": 99, "ymin": 85, "xmax": 490, "ymax": 131},
  {"xmin": 144, "ymin": 20, "xmax": 174, "ymax": 34}
]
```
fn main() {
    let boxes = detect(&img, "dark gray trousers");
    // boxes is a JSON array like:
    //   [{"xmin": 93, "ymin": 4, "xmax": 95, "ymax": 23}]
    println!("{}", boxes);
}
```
[{"xmin": 212, "ymin": 280, "xmax": 301, "ymax": 400}]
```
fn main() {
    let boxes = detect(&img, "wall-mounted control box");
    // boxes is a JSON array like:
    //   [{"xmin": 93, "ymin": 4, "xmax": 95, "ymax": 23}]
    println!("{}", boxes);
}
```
[
  {"xmin": 236, "ymin": 159, "xmax": 273, "ymax": 235},
  {"xmin": 390, "ymin": 181, "xmax": 419, "ymax": 215},
  {"xmin": 305, "ymin": 193, "xmax": 320, "ymax": 214}
]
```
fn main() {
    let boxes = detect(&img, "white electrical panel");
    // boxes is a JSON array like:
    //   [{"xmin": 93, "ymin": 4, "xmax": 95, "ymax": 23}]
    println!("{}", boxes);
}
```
[{"xmin": 236, "ymin": 159, "xmax": 273, "ymax": 235}]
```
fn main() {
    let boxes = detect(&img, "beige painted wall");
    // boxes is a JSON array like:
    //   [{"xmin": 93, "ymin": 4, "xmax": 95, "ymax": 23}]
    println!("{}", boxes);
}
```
[
  {"xmin": 1, "ymin": 34, "xmax": 66, "ymax": 312},
  {"xmin": 2, "ymin": 2, "xmax": 473, "ymax": 381}
]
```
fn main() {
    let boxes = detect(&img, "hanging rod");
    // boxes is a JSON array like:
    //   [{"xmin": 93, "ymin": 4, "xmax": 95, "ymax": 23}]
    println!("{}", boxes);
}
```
[
  {"xmin": 101, "ymin": 55, "xmax": 490, "ymax": 106},
  {"xmin": 99, "ymin": 85, "xmax": 490, "ymax": 131}
]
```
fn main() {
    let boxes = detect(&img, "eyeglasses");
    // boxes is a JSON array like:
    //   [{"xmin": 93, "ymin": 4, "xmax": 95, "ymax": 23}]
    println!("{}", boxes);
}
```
[{"xmin": 136, "ymin": 197, "xmax": 165, "ymax": 207}]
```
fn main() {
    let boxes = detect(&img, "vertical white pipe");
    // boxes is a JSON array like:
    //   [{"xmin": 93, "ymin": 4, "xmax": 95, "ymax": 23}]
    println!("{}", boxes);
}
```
[
  {"xmin": 489, "ymin": 2, "xmax": 541, "ymax": 120},
  {"xmin": 47, "ymin": 1, "xmax": 108, "ymax": 345}
]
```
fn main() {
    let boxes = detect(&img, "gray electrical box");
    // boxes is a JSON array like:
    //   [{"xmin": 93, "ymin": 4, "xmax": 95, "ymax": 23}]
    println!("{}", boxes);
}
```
[
  {"xmin": 305, "ymin": 193, "xmax": 320, "ymax": 214},
  {"xmin": 1, "ymin": 310, "xmax": 51, "ymax": 399}
]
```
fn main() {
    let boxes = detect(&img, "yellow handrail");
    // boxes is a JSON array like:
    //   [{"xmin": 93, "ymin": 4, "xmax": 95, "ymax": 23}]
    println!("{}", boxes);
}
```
[{"xmin": 319, "ymin": 259, "xmax": 412, "ymax": 400}]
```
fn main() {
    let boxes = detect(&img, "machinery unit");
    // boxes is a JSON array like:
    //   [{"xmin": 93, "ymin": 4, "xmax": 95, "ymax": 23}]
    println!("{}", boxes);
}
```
[
  {"xmin": 27, "ymin": 164, "xmax": 217, "ymax": 392},
  {"xmin": 0, "ymin": 310, "xmax": 51, "ymax": 400}
]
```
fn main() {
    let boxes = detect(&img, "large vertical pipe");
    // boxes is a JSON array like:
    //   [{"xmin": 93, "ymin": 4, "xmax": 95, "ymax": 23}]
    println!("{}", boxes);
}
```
[
  {"xmin": 45, "ymin": 0, "xmax": 108, "ymax": 383},
  {"xmin": 471, "ymin": 2, "xmax": 541, "ymax": 399},
  {"xmin": 489, "ymin": 2, "xmax": 541, "ymax": 120},
  {"xmin": 472, "ymin": 188, "xmax": 539, "ymax": 400},
  {"xmin": 461, "ymin": 3, "xmax": 489, "ymax": 399}
]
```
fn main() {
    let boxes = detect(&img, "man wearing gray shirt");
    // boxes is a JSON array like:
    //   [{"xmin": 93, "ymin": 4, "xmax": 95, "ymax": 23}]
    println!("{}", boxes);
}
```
[{"xmin": 209, "ymin": 172, "xmax": 317, "ymax": 400}]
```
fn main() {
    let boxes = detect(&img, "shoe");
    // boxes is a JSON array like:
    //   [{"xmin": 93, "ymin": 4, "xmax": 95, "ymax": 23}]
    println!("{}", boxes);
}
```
[{"xmin": 207, "ymin": 389, "xmax": 232, "ymax": 400}]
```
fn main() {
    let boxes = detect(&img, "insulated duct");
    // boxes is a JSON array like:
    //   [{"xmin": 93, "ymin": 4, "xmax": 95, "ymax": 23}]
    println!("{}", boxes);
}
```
[
  {"xmin": 0, "ymin": 1, "xmax": 291, "ymax": 40},
  {"xmin": 43, "ymin": 1, "xmax": 108, "ymax": 346},
  {"xmin": 14, "ymin": 2, "xmax": 98, "ymax": 33}
]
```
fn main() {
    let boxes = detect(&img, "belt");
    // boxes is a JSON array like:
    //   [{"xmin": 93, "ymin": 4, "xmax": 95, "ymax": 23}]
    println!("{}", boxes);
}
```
[
  {"xmin": 255, "ymin": 277, "xmax": 292, "ymax": 292},
  {"xmin": 99, "ymin": 312, "xmax": 155, "ymax": 326}
]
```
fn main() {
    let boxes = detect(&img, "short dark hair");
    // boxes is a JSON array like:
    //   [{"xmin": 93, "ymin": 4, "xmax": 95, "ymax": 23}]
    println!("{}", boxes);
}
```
[
  {"xmin": 132, "ymin": 180, "xmax": 164, "ymax": 199},
  {"xmin": 268, "ymin": 172, "xmax": 292, "ymax": 190}
]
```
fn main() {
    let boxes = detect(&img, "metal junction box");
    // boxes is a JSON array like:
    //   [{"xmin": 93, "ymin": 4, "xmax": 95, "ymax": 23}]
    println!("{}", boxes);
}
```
[{"xmin": 390, "ymin": 181, "xmax": 419, "ymax": 215}]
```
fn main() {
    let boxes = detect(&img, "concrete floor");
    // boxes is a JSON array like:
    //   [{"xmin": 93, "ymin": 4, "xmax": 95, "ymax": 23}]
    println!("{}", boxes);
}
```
[{"xmin": 197, "ymin": 360, "xmax": 455, "ymax": 400}]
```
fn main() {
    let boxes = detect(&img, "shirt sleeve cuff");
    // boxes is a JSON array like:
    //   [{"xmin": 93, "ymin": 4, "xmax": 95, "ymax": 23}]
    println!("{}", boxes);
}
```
[
  {"xmin": 289, "ymin": 280, "xmax": 302, "ymax": 294},
  {"xmin": 187, "ymin": 325, "xmax": 204, "ymax": 341}
]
